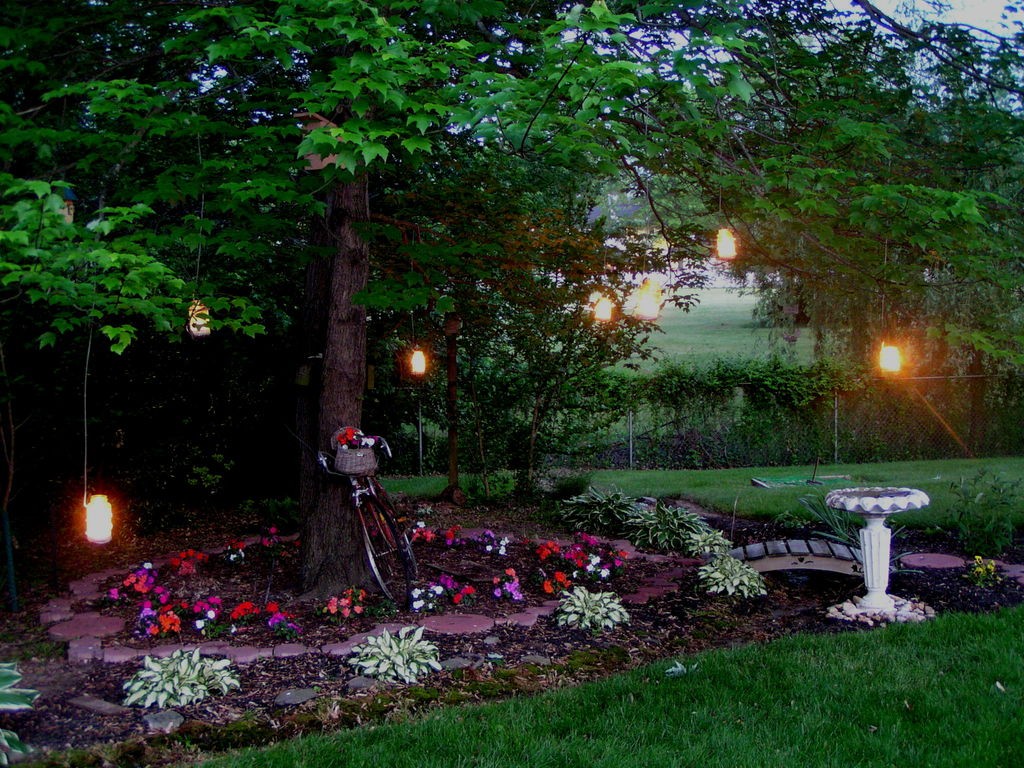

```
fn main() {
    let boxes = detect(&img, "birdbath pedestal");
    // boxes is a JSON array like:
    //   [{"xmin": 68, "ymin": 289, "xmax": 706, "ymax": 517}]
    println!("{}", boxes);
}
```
[{"xmin": 825, "ymin": 487, "xmax": 930, "ymax": 613}]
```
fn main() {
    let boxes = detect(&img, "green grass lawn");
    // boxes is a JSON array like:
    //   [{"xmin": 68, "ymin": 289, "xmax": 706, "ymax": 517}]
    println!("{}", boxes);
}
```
[
  {"xmin": 636, "ymin": 286, "xmax": 813, "ymax": 368},
  {"xmin": 387, "ymin": 456, "xmax": 1024, "ymax": 530},
  {"xmin": 201, "ymin": 607, "xmax": 1024, "ymax": 767}
]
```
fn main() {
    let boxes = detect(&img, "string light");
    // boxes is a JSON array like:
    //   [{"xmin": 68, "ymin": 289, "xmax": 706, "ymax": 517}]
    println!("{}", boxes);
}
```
[
  {"xmin": 84, "ymin": 494, "xmax": 113, "ymax": 544},
  {"xmin": 410, "ymin": 348, "xmax": 427, "ymax": 376},
  {"xmin": 631, "ymin": 278, "xmax": 662, "ymax": 321},
  {"xmin": 879, "ymin": 342, "xmax": 902, "ymax": 373},
  {"xmin": 716, "ymin": 228, "xmax": 737, "ymax": 260},
  {"xmin": 592, "ymin": 294, "xmax": 614, "ymax": 322}
]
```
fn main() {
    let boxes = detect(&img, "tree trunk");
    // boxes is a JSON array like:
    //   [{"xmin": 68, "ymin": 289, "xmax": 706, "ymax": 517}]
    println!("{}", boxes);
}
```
[{"xmin": 298, "ymin": 179, "xmax": 374, "ymax": 597}]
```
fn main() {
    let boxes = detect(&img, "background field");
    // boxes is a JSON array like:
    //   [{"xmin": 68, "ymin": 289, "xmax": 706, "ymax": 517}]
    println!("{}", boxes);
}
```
[{"xmin": 640, "ymin": 286, "xmax": 813, "ymax": 367}]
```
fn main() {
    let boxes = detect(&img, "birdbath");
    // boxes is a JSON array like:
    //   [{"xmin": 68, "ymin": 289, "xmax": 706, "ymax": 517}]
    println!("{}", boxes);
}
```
[{"xmin": 825, "ymin": 487, "xmax": 930, "ymax": 613}]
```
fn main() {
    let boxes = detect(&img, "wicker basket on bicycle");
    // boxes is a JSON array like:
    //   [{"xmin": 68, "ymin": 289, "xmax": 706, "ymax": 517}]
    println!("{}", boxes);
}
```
[{"xmin": 331, "ymin": 427, "xmax": 379, "ymax": 475}]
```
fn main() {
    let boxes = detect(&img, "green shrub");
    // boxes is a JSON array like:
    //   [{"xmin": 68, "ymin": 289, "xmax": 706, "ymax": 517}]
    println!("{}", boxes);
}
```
[
  {"xmin": 123, "ymin": 649, "xmax": 241, "ymax": 709},
  {"xmin": 683, "ymin": 528, "xmax": 733, "ymax": 556},
  {"xmin": 556, "ymin": 587, "xmax": 630, "ymax": 633},
  {"xmin": 0, "ymin": 662, "xmax": 39, "ymax": 765},
  {"xmin": 623, "ymin": 500, "xmax": 713, "ymax": 552},
  {"xmin": 697, "ymin": 556, "xmax": 767, "ymax": 598},
  {"xmin": 950, "ymin": 470, "xmax": 1020, "ymax": 557},
  {"xmin": 349, "ymin": 627, "xmax": 441, "ymax": 684},
  {"xmin": 559, "ymin": 487, "xmax": 638, "ymax": 534}
]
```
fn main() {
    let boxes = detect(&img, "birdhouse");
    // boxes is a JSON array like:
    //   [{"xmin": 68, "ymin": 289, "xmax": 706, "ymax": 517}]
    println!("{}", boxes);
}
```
[{"xmin": 187, "ymin": 300, "xmax": 211, "ymax": 338}]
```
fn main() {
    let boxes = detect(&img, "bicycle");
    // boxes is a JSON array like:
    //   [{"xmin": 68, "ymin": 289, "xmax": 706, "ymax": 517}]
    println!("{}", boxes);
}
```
[{"xmin": 316, "ymin": 428, "xmax": 417, "ymax": 608}]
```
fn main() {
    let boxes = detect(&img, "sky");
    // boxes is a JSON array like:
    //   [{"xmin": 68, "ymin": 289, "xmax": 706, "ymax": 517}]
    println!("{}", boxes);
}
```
[{"xmin": 851, "ymin": 0, "xmax": 1017, "ymax": 33}]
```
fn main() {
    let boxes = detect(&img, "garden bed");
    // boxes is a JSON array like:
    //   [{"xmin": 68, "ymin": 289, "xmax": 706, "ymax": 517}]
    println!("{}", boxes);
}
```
[{"xmin": 2, "ymin": 498, "xmax": 1023, "ymax": 766}]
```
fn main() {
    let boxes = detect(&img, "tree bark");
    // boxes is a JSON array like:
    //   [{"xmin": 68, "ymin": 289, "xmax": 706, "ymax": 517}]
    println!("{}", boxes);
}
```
[{"xmin": 298, "ymin": 178, "xmax": 374, "ymax": 597}]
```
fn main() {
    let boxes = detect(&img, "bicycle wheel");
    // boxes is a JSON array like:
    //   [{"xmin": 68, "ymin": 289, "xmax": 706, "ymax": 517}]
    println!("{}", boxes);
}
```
[
  {"xmin": 368, "ymin": 478, "xmax": 418, "ymax": 579},
  {"xmin": 360, "ymin": 497, "xmax": 416, "ymax": 608}
]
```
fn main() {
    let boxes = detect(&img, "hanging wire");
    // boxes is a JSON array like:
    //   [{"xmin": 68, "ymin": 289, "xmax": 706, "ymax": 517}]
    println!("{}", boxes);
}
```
[{"xmin": 82, "ymin": 326, "xmax": 93, "ymax": 509}]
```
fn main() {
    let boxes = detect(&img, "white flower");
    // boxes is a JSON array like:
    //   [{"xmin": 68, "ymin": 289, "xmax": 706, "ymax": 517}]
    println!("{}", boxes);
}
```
[
  {"xmin": 195, "ymin": 619, "xmax": 206, "ymax": 630},
  {"xmin": 430, "ymin": 585, "xmax": 444, "ymax": 596},
  {"xmin": 206, "ymin": 610, "xmax": 217, "ymax": 620},
  {"xmin": 412, "ymin": 599, "xmax": 425, "ymax": 611},
  {"xmin": 600, "ymin": 568, "xmax": 610, "ymax": 579},
  {"xmin": 142, "ymin": 562, "xmax": 153, "ymax": 570}
]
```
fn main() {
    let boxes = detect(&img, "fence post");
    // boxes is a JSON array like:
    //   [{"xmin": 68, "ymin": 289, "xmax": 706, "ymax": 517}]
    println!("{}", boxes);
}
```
[
  {"xmin": 833, "ymin": 390, "xmax": 839, "ymax": 464},
  {"xmin": 628, "ymin": 409, "xmax": 634, "ymax": 470},
  {"xmin": 417, "ymin": 402, "xmax": 424, "ymax": 476}
]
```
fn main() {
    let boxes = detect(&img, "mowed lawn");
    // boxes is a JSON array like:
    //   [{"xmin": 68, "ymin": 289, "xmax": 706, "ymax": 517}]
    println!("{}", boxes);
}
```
[{"xmin": 641, "ymin": 286, "xmax": 813, "ymax": 367}]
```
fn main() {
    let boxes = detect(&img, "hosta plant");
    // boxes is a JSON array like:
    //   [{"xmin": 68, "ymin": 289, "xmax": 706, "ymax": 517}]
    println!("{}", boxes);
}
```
[
  {"xmin": 349, "ymin": 626, "xmax": 441, "ymax": 684},
  {"xmin": 624, "ymin": 501, "xmax": 712, "ymax": 552},
  {"xmin": 559, "ymin": 487, "xmax": 639, "ymax": 535},
  {"xmin": 698, "ymin": 555, "xmax": 767, "ymax": 598},
  {"xmin": 1, "ymin": 662, "xmax": 39, "ymax": 765},
  {"xmin": 556, "ymin": 587, "xmax": 630, "ymax": 633},
  {"xmin": 683, "ymin": 528, "xmax": 733, "ymax": 557},
  {"xmin": 122, "ymin": 648, "xmax": 241, "ymax": 708}
]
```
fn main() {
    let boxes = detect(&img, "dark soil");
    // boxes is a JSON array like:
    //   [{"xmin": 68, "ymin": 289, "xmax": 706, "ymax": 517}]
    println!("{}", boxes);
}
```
[{"xmin": 2, "ymin": 497, "xmax": 1023, "ymax": 767}]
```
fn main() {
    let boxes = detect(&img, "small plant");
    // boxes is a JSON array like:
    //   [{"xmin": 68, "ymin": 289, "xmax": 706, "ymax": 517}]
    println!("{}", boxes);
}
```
[
  {"xmin": 265, "ymin": 602, "xmax": 302, "ymax": 638},
  {"xmin": 798, "ymin": 494, "xmax": 863, "ymax": 550},
  {"xmin": 1, "ymin": 662, "xmax": 39, "ymax": 766},
  {"xmin": 950, "ymin": 470, "xmax": 1020, "ymax": 557},
  {"xmin": 560, "ymin": 487, "xmax": 638, "ymax": 535},
  {"xmin": 665, "ymin": 660, "xmax": 699, "ymax": 677},
  {"xmin": 683, "ymin": 528, "xmax": 733, "ymax": 556},
  {"xmin": 348, "ymin": 626, "xmax": 441, "ymax": 684},
  {"xmin": 318, "ymin": 588, "xmax": 368, "ymax": 623},
  {"xmin": 168, "ymin": 548, "xmax": 209, "ymax": 576},
  {"xmin": 965, "ymin": 556, "xmax": 1003, "ymax": 587},
  {"xmin": 698, "ymin": 556, "xmax": 767, "ymax": 598},
  {"xmin": 556, "ymin": 587, "xmax": 630, "ymax": 633},
  {"xmin": 624, "ymin": 500, "xmax": 712, "ymax": 552},
  {"xmin": 122, "ymin": 649, "xmax": 241, "ymax": 709},
  {"xmin": 492, "ymin": 568, "xmax": 524, "ymax": 600}
]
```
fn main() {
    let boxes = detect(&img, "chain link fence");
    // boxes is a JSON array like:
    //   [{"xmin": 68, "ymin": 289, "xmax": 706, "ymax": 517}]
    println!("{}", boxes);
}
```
[{"xmin": 551, "ymin": 375, "xmax": 1024, "ymax": 471}]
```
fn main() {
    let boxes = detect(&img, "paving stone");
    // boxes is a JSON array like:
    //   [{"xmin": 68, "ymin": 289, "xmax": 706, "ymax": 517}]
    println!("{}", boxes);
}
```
[
  {"xmin": 148, "ymin": 644, "xmax": 199, "ymax": 658},
  {"xmin": 197, "ymin": 642, "xmax": 232, "ymax": 656},
  {"xmin": 48, "ymin": 612, "xmax": 126, "ymax": 641},
  {"xmin": 643, "ymin": 577, "xmax": 677, "ymax": 588},
  {"xmin": 275, "ymin": 688, "xmax": 318, "ymax": 706},
  {"xmin": 482, "ymin": 635, "xmax": 501, "ymax": 646},
  {"xmin": 67, "ymin": 637, "xmax": 104, "ymax": 663},
  {"xmin": 69, "ymin": 694, "xmax": 129, "ymax": 715},
  {"xmin": 321, "ymin": 639, "xmax": 363, "ymax": 657},
  {"xmin": 520, "ymin": 654, "xmax": 552, "ymax": 666},
  {"xmin": 103, "ymin": 646, "xmax": 141, "ymax": 663},
  {"xmin": 224, "ymin": 646, "xmax": 273, "ymax": 664},
  {"xmin": 900, "ymin": 553, "xmax": 966, "ymax": 569},
  {"xmin": 347, "ymin": 676, "xmax": 379, "ymax": 691},
  {"xmin": 273, "ymin": 643, "xmax": 309, "ymax": 659},
  {"xmin": 418, "ymin": 613, "xmax": 495, "ymax": 634},
  {"xmin": 145, "ymin": 710, "xmax": 185, "ymax": 733},
  {"xmin": 40, "ymin": 608, "xmax": 76, "ymax": 625},
  {"xmin": 440, "ymin": 656, "xmax": 474, "ymax": 671},
  {"xmin": 621, "ymin": 592, "xmax": 649, "ymax": 605},
  {"xmin": 496, "ymin": 612, "xmax": 539, "ymax": 628},
  {"xmin": 996, "ymin": 563, "xmax": 1024, "ymax": 578}
]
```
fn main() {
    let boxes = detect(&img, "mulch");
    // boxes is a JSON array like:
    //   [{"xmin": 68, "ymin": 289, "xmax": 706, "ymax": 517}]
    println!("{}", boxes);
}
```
[{"xmin": 2, "ymin": 497, "xmax": 1023, "ymax": 766}]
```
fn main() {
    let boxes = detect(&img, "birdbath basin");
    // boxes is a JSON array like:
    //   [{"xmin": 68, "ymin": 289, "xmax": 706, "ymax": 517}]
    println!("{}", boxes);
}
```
[{"xmin": 825, "ymin": 487, "xmax": 930, "ymax": 612}]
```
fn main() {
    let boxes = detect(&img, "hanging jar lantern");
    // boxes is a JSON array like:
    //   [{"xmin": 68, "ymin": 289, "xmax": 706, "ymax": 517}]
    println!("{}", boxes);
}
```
[
  {"xmin": 592, "ymin": 293, "xmax": 614, "ymax": 322},
  {"xmin": 879, "ymin": 342, "xmax": 902, "ymax": 373},
  {"xmin": 631, "ymin": 278, "xmax": 662, "ymax": 321},
  {"xmin": 187, "ymin": 300, "xmax": 212, "ymax": 338},
  {"xmin": 409, "ymin": 347, "xmax": 427, "ymax": 376},
  {"xmin": 84, "ymin": 494, "xmax": 113, "ymax": 544},
  {"xmin": 716, "ymin": 228, "xmax": 737, "ymax": 260}
]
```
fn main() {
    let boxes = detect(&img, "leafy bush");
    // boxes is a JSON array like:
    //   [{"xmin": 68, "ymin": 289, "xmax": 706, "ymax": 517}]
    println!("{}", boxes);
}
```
[
  {"xmin": 623, "ymin": 500, "xmax": 713, "ymax": 552},
  {"xmin": 349, "ymin": 626, "xmax": 441, "ymax": 684},
  {"xmin": 683, "ymin": 528, "xmax": 733, "ymax": 556},
  {"xmin": 0, "ymin": 662, "xmax": 39, "ymax": 765},
  {"xmin": 950, "ymin": 470, "xmax": 1021, "ymax": 557},
  {"xmin": 798, "ymin": 494, "xmax": 862, "ymax": 550},
  {"xmin": 556, "ymin": 587, "xmax": 630, "ymax": 633},
  {"xmin": 559, "ymin": 487, "xmax": 638, "ymax": 535},
  {"xmin": 123, "ymin": 649, "xmax": 241, "ymax": 709},
  {"xmin": 697, "ymin": 556, "xmax": 767, "ymax": 598}
]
